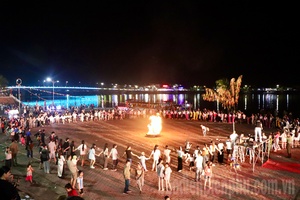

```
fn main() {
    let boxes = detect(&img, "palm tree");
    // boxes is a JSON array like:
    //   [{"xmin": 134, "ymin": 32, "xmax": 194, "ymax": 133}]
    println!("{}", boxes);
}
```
[{"xmin": 202, "ymin": 75, "xmax": 243, "ymax": 132}]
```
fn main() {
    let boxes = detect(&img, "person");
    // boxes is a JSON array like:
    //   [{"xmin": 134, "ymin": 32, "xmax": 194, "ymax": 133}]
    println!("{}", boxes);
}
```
[
  {"xmin": 122, "ymin": 145, "xmax": 137, "ymax": 164},
  {"xmin": 184, "ymin": 141, "xmax": 192, "ymax": 154},
  {"xmin": 164, "ymin": 196, "xmax": 171, "ymax": 200},
  {"xmin": 108, "ymin": 144, "xmax": 119, "ymax": 171},
  {"xmin": 185, "ymin": 153, "xmax": 194, "ymax": 171},
  {"xmin": 175, "ymin": 146, "xmax": 186, "ymax": 172},
  {"xmin": 254, "ymin": 120, "xmax": 263, "ymax": 143},
  {"xmin": 77, "ymin": 170, "xmax": 84, "ymax": 196},
  {"xmin": 123, "ymin": 160, "xmax": 131, "ymax": 194},
  {"xmin": 209, "ymin": 140, "xmax": 218, "ymax": 163},
  {"xmin": 57, "ymin": 151, "xmax": 66, "ymax": 178},
  {"xmin": 26, "ymin": 140, "xmax": 34, "ymax": 162},
  {"xmin": 88, "ymin": 143, "xmax": 97, "ymax": 169},
  {"xmin": 135, "ymin": 162, "xmax": 144, "ymax": 194},
  {"xmin": 134, "ymin": 152, "xmax": 150, "ymax": 171},
  {"xmin": 194, "ymin": 151, "xmax": 204, "ymax": 182},
  {"xmin": 65, "ymin": 183, "xmax": 79, "ymax": 197},
  {"xmin": 63, "ymin": 137, "xmax": 71, "ymax": 159},
  {"xmin": 273, "ymin": 131, "xmax": 281, "ymax": 152},
  {"xmin": 5, "ymin": 146, "xmax": 12, "ymax": 168},
  {"xmin": 217, "ymin": 140, "xmax": 224, "ymax": 164},
  {"xmin": 164, "ymin": 162, "xmax": 172, "ymax": 191},
  {"xmin": 70, "ymin": 140, "xmax": 77, "ymax": 157},
  {"xmin": 149, "ymin": 144, "xmax": 161, "ymax": 172},
  {"xmin": 281, "ymin": 129, "xmax": 288, "ymax": 149},
  {"xmin": 204, "ymin": 161, "xmax": 213, "ymax": 189},
  {"xmin": 75, "ymin": 140, "xmax": 88, "ymax": 167},
  {"xmin": 101, "ymin": 143, "xmax": 109, "ymax": 170},
  {"xmin": 67, "ymin": 155, "xmax": 79, "ymax": 189},
  {"xmin": 286, "ymin": 133, "xmax": 292, "ymax": 158},
  {"xmin": 48, "ymin": 139, "xmax": 57, "ymax": 164},
  {"xmin": 157, "ymin": 158, "xmax": 165, "ymax": 190},
  {"xmin": 25, "ymin": 163, "xmax": 34, "ymax": 184},
  {"xmin": 9, "ymin": 139, "xmax": 19, "ymax": 166},
  {"xmin": 163, "ymin": 145, "xmax": 171, "ymax": 164},
  {"xmin": 230, "ymin": 131, "xmax": 238, "ymax": 148},
  {"xmin": 40, "ymin": 144, "xmax": 50, "ymax": 174},
  {"xmin": 0, "ymin": 166, "xmax": 21, "ymax": 200},
  {"xmin": 200, "ymin": 124, "xmax": 209, "ymax": 136}
]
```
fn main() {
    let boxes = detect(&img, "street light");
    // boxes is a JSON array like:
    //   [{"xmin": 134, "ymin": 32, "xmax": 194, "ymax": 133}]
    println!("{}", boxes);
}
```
[
  {"xmin": 45, "ymin": 77, "xmax": 59, "ymax": 106},
  {"xmin": 16, "ymin": 78, "xmax": 22, "ymax": 114}
]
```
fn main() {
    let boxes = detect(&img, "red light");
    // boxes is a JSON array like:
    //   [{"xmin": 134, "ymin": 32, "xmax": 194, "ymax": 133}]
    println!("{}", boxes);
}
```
[{"xmin": 162, "ymin": 84, "xmax": 168, "ymax": 88}]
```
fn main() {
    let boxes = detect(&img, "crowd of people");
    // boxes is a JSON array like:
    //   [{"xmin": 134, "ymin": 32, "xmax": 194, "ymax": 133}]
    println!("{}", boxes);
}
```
[{"xmin": 1, "ymin": 103, "xmax": 300, "ymax": 199}]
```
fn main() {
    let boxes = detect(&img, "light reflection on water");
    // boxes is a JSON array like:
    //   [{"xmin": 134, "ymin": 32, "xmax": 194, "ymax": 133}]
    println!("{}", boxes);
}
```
[{"xmin": 21, "ymin": 92, "xmax": 300, "ymax": 117}]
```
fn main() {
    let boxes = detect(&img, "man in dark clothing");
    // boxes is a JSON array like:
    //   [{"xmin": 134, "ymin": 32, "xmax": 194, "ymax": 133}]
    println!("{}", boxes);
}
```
[
  {"xmin": 0, "ymin": 166, "xmax": 21, "ymax": 200},
  {"xmin": 62, "ymin": 138, "xmax": 70, "ymax": 158},
  {"xmin": 40, "ymin": 129, "xmax": 46, "ymax": 145}
]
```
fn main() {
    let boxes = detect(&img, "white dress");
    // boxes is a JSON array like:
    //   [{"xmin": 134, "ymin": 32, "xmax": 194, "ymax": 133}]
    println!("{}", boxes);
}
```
[{"xmin": 89, "ymin": 148, "xmax": 96, "ymax": 160}]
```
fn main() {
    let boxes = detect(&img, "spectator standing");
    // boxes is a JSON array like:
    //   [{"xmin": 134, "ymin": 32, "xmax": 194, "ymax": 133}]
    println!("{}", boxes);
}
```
[
  {"xmin": 77, "ymin": 170, "xmax": 84, "ymax": 196},
  {"xmin": 48, "ymin": 140, "xmax": 57, "ymax": 164},
  {"xmin": 0, "ymin": 166, "xmax": 21, "ymax": 200},
  {"xmin": 194, "ymin": 151, "xmax": 204, "ymax": 182},
  {"xmin": 25, "ymin": 163, "xmax": 34, "ymax": 184},
  {"xmin": 123, "ymin": 160, "xmax": 131, "ymax": 194},
  {"xmin": 157, "ymin": 158, "xmax": 165, "ymax": 191},
  {"xmin": 40, "ymin": 144, "xmax": 50, "ymax": 174},
  {"xmin": 67, "ymin": 155, "xmax": 79, "ymax": 189},
  {"xmin": 9, "ymin": 139, "xmax": 19, "ymax": 166},
  {"xmin": 5, "ymin": 147, "xmax": 12, "ymax": 168},
  {"xmin": 204, "ymin": 161, "xmax": 213, "ymax": 189},
  {"xmin": 135, "ymin": 162, "xmax": 144, "ymax": 194},
  {"xmin": 164, "ymin": 162, "xmax": 172, "ymax": 191},
  {"xmin": 57, "ymin": 151, "xmax": 66, "ymax": 178}
]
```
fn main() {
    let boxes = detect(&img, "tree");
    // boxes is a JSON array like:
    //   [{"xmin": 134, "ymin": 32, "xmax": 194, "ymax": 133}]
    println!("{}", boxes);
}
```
[
  {"xmin": 0, "ymin": 74, "xmax": 8, "ymax": 89},
  {"xmin": 202, "ymin": 75, "xmax": 243, "ymax": 131}
]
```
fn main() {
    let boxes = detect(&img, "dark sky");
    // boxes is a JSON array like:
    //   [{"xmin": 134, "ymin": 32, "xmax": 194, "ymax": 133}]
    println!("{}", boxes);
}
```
[{"xmin": 0, "ymin": 2, "xmax": 298, "ymax": 87}]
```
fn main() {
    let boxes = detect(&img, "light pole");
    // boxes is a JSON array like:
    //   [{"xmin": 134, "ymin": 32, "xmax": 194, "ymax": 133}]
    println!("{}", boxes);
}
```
[
  {"xmin": 16, "ymin": 78, "xmax": 22, "ymax": 114},
  {"xmin": 46, "ymin": 77, "xmax": 59, "ymax": 106}
]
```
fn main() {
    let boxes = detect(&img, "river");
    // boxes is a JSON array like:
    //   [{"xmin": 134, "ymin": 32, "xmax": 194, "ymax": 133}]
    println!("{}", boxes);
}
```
[{"xmin": 18, "ymin": 91, "xmax": 300, "ymax": 118}]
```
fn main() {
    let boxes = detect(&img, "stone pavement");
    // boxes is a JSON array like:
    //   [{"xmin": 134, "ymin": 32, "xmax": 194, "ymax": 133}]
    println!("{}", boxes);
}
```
[{"xmin": 1, "ymin": 119, "xmax": 300, "ymax": 200}]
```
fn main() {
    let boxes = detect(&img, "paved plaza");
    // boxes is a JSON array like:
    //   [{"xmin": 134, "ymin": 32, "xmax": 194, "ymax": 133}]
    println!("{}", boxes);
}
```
[{"xmin": 1, "ymin": 117, "xmax": 300, "ymax": 200}]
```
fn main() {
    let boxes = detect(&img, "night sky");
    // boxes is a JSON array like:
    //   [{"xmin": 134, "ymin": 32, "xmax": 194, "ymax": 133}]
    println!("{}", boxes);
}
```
[{"xmin": 0, "ymin": 2, "xmax": 298, "ymax": 87}]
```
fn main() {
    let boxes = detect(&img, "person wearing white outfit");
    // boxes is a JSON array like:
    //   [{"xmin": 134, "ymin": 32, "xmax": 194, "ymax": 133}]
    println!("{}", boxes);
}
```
[
  {"xmin": 149, "ymin": 145, "xmax": 161, "ymax": 172},
  {"xmin": 254, "ymin": 120, "xmax": 263, "ymax": 142}
]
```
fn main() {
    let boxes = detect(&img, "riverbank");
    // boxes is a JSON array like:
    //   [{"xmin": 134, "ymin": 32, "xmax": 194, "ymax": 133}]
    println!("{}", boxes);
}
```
[{"xmin": 1, "ymin": 118, "xmax": 299, "ymax": 200}]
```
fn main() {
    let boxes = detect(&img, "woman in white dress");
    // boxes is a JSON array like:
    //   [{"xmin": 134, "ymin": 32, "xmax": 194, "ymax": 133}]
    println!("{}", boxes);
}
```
[
  {"xmin": 57, "ymin": 151, "xmax": 65, "ymax": 178},
  {"xmin": 88, "ymin": 144, "xmax": 97, "ymax": 169}
]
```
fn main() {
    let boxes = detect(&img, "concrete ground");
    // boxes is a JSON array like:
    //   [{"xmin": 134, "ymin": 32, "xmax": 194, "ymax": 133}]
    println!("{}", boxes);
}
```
[{"xmin": 1, "ymin": 117, "xmax": 300, "ymax": 200}]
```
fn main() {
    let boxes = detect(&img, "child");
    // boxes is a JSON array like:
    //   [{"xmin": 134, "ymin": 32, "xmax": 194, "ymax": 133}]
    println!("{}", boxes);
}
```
[
  {"xmin": 134, "ymin": 152, "xmax": 150, "ymax": 171},
  {"xmin": 65, "ymin": 183, "xmax": 79, "ymax": 197},
  {"xmin": 5, "ymin": 147, "xmax": 12, "ymax": 168},
  {"xmin": 20, "ymin": 135, "xmax": 26, "ymax": 146},
  {"xmin": 25, "ymin": 163, "xmax": 34, "ymax": 184},
  {"xmin": 77, "ymin": 170, "xmax": 84, "ymax": 196}
]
